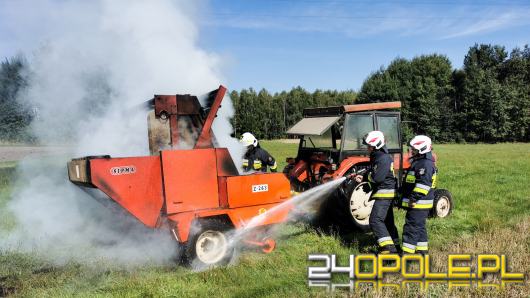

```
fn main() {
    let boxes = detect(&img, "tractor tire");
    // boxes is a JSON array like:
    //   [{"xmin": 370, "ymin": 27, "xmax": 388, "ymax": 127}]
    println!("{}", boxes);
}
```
[
  {"xmin": 184, "ymin": 219, "xmax": 234, "ymax": 269},
  {"xmin": 340, "ymin": 180, "xmax": 373, "ymax": 232},
  {"xmin": 316, "ymin": 179, "xmax": 373, "ymax": 232},
  {"xmin": 430, "ymin": 189, "xmax": 453, "ymax": 218}
]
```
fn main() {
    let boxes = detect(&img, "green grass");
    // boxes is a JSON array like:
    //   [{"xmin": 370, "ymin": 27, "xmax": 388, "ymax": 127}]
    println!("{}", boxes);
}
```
[
  {"xmin": 260, "ymin": 140, "xmax": 299, "ymax": 170},
  {"xmin": 263, "ymin": 142, "xmax": 530, "ymax": 239},
  {"xmin": 0, "ymin": 163, "xmax": 16, "ymax": 232},
  {"xmin": 1, "ymin": 143, "xmax": 529, "ymax": 297}
]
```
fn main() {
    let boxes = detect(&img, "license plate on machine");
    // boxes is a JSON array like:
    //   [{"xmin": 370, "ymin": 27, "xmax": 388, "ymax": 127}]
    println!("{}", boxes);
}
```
[{"xmin": 252, "ymin": 184, "xmax": 269, "ymax": 193}]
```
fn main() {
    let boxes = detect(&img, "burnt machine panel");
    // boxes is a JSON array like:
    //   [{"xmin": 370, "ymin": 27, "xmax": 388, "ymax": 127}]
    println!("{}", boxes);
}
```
[
  {"xmin": 89, "ymin": 156, "xmax": 164, "ymax": 228},
  {"xmin": 161, "ymin": 149, "xmax": 220, "ymax": 215}
]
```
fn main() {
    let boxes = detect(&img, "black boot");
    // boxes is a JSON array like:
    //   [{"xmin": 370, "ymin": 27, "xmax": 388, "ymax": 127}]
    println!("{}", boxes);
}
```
[
  {"xmin": 379, "ymin": 245, "xmax": 398, "ymax": 254},
  {"xmin": 417, "ymin": 250, "xmax": 428, "ymax": 256}
]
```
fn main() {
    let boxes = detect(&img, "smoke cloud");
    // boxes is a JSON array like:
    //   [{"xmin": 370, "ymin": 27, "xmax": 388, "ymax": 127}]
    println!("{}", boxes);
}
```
[
  {"xmin": 212, "ymin": 94, "xmax": 247, "ymax": 173},
  {"xmin": 1, "ymin": 0, "xmax": 242, "ymax": 266}
]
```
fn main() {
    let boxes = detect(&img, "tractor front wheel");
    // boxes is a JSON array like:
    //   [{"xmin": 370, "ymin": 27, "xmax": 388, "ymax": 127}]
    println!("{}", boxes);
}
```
[{"xmin": 430, "ymin": 189, "xmax": 454, "ymax": 218}]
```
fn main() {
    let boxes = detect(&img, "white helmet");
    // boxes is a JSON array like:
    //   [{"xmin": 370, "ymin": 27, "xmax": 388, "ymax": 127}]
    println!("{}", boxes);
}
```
[
  {"xmin": 240, "ymin": 132, "xmax": 258, "ymax": 147},
  {"xmin": 363, "ymin": 131, "xmax": 385, "ymax": 149},
  {"xmin": 409, "ymin": 135, "xmax": 432, "ymax": 154}
]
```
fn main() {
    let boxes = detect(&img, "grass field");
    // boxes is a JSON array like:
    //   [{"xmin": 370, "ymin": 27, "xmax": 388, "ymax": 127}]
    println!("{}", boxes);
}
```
[{"xmin": 1, "ymin": 143, "xmax": 529, "ymax": 297}]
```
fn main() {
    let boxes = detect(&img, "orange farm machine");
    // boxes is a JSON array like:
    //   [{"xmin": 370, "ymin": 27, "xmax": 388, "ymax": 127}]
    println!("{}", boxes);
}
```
[{"xmin": 67, "ymin": 86, "xmax": 292, "ymax": 267}]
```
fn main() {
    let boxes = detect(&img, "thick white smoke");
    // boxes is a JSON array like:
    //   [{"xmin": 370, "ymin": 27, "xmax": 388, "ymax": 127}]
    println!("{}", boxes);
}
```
[
  {"xmin": 1, "ymin": 0, "xmax": 243, "ymax": 266},
  {"xmin": 212, "ymin": 94, "xmax": 246, "ymax": 172}
]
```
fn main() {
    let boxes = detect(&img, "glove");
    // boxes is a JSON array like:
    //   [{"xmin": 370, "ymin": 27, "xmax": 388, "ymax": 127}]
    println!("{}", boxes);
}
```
[
  {"xmin": 345, "ymin": 173, "xmax": 362, "ymax": 183},
  {"xmin": 362, "ymin": 182, "xmax": 372, "ymax": 193},
  {"xmin": 408, "ymin": 193, "xmax": 419, "ymax": 208},
  {"xmin": 393, "ymin": 193, "xmax": 402, "ymax": 208}
]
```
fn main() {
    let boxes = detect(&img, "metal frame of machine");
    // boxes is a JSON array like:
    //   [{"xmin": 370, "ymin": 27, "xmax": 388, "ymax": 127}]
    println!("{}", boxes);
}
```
[{"xmin": 68, "ymin": 86, "xmax": 292, "ymax": 267}]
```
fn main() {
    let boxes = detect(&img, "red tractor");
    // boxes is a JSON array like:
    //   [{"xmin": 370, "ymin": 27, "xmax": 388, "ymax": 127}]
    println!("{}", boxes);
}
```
[{"xmin": 284, "ymin": 102, "xmax": 453, "ymax": 231}]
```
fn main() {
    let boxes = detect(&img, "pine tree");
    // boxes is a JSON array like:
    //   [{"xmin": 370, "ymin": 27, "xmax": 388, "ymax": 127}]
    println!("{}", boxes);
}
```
[{"xmin": 0, "ymin": 55, "xmax": 32, "ymax": 142}]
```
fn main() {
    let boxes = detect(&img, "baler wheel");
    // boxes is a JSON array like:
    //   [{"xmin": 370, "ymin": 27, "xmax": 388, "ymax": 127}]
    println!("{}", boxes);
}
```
[
  {"xmin": 185, "ymin": 219, "xmax": 234, "ymax": 268},
  {"xmin": 261, "ymin": 238, "xmax": 276, "ymax": 254}
]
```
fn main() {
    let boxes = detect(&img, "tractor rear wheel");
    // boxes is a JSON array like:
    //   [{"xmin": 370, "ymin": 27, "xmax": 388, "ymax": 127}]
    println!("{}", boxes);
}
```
[
  {"xmin": 318, "ymin": 178, "xmax": 373, "ymax": 232},
  {"xmin": 430, "ymin": 189, "xmax": 453, "ymax": 218},
  {"xmin": 185, "ymin": 219, "xmax": 234, "ymax": 269},
  {"xmin": 346, "ymin": 182, "xmax": 374, "ymax": 231}
]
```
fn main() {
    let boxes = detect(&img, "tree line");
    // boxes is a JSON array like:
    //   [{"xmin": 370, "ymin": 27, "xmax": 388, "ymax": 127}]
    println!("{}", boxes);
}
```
[
  {"xmin": 1, "ymin": 43, "xmax": 529, "ymax": 143},
  {"xmin": 358, "ymin": 44, "xmax": 530, "ymax": 143},
  {"xmin": 0, "ymin": 56, "xmax": 33, "ymax": 142},
  {"xmin": 229, "ymin": 88, "xmax": 356, "ymax": 140}
]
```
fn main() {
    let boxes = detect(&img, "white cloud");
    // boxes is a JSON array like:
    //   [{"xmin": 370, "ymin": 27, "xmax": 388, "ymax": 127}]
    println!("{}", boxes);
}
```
[
  {"xmin": 441, "ymin": 11, "xmax": 529, "ymax": 39},
  {"xmin": 202, "ymin": 3, "xmax": 530, "ymax": 39}
]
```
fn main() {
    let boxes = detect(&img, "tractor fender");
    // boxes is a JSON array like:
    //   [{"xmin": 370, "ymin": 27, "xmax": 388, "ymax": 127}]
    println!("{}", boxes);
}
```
[
  {"xmin": 332, "ymin": 156, "xmax": 370, "ymax": 179},
  {"xmin": 289, "ymin": 160, "xmax": 308, "ymax": 181}
]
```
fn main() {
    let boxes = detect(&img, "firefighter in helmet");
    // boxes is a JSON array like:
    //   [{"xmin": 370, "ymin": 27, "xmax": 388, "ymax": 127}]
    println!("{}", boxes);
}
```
[
  {"xmin": 401, "ymin": 135, "xmax": 437, "ymax": 255},
  {"xmin": 354, "ymin": 131, "xmax": 400, "ymax": 254},
  {"xmin": 239, "ymin": 132, "xmax": 278, "ymax": 172}
]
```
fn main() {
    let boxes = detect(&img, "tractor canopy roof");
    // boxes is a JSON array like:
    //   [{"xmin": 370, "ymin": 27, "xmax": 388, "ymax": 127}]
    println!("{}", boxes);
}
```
[
  {"xmin": 302, "ymin": 101, "xmax": 402, "ymax": 117},
  {"xmin": 286, "ymin": 101, "xmax": 401, "ymax": 136},
  {"xmin": 286, "ymin": 116, "xmax": 340, "ymax": 136}
]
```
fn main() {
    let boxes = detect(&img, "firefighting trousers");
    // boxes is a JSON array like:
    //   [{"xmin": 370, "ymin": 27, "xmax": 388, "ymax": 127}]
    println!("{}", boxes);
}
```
[
  {"xmin": 402, "ymin": 208, "xmax": 429, "ymax": 254},
  {"xmin": 369, "ymin": 199, "xmax": 399, "ymax": 252}
]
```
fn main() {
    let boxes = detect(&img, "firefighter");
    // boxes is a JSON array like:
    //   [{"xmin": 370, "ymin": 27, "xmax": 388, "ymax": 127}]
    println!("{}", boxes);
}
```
[
  {"xmin": 354, "ymin": 131, "xmax": 399, "ymax": 254},
  {"xmin": 401, "ymin": 135, "xmax": 437, "ymax": 255},
  {"xmin": 239, "ymin": 132, "xmax": 278, "ymax": 172}
]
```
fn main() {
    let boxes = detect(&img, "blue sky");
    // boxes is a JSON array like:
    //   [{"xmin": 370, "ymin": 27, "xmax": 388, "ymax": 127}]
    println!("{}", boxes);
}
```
[
  {"xmin": 199, "ymin": 0, "xmax": 530, "ymax": 92},
  {"xmin": 1, "ymin": 0, "xmax": 529, "ymax": 93}
]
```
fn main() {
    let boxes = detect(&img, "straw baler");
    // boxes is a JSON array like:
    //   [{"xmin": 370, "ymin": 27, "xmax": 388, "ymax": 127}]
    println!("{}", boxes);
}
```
[{"xmin": 67, "ymin": 86, "xmax": 292, "ymax": 267}]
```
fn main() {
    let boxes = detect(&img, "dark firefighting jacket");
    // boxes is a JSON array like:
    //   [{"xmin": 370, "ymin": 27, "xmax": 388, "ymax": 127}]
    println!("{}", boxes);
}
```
[
  {"xmin": 401, "ymin": 152, "xmax": 437, "ymax": 209},
  {"xmin": 243, "ymin": 146, "xmax": 278, "ymax": 172},
  {"xmin": 366, "ymin": 146, "xmax": 397, "ymax": 199}
]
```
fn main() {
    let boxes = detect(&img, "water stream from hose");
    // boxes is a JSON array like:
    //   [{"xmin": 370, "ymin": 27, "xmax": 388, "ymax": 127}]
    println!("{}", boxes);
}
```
[{"xmin": 233, "ymin": 177, "xmax": 347, "ymax": 244}]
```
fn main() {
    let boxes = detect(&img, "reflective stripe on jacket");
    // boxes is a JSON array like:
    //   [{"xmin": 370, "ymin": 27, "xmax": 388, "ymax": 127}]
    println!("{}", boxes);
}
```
[
  {"xmin": 242, "ymin": 146, "xmax": 277, "ymax": 172},
  {"xmin": 401, "ymin": 152, "xmax": 437, "ymax": 209},
  {"xmin": 366, "ymin": 146, "xmax": 397, "ymax": 199}
]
